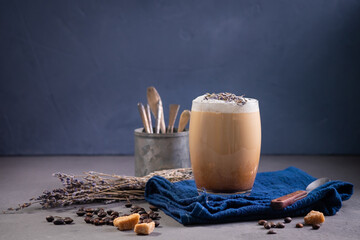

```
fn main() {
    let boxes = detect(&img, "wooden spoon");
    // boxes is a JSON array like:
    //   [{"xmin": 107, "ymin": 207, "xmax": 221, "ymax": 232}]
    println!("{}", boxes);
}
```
[
  {"xmin": 147, "ymin": 87, "xmax": 166, "ymax": 133},
  {"xmin": 137, "ymin": 103, "xmax": 150, "ymax": 133},
  {"xmin": 168, "ymin": 104, "xmax": 180, "ymax": 133},
  {"xmin": 155, "ymin": 100, "xmax": 163, "ymax": 134},
  {"xmin": 177, "ymin": 110, "xmax": 191, "ymax": 132},
  {"xmin": 145, "ymin": 104, "xmax": 153, "ymax": 133}
]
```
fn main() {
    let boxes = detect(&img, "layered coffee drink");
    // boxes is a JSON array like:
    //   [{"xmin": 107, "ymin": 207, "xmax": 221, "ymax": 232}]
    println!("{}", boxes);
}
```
[{"xmin": 189, "ymin": 93, "xmax": 261, "ymax": 193}]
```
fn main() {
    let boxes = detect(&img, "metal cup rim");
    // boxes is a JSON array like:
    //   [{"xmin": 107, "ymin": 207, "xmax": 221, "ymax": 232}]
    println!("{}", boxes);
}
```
[{"xmin": 134, "ymin": 128, "xmax": 188, "ymax": 138}]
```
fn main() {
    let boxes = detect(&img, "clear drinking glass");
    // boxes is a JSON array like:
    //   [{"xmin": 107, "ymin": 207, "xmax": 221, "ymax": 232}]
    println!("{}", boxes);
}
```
[{"xmin": 189, "ymin": 96, "xmax": 261, "ymax": 194}]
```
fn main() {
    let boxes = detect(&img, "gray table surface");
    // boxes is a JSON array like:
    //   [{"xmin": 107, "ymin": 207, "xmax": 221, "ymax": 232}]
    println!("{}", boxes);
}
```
[{"xmin": 0, "ymin": 155, "xmax": 359, "ymax": 240}]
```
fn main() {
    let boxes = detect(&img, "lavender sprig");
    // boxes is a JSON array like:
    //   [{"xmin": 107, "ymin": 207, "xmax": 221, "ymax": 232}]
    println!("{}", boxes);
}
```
[{"xmin": 4, "ymin": 168, "xmax": 193, "ymax": 212}]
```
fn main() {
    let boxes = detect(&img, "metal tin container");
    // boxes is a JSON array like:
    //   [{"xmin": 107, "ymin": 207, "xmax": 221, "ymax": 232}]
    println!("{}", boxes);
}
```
[{"xmin": 134, "ymin": 128, "xmax": 190, "ymax": 177}]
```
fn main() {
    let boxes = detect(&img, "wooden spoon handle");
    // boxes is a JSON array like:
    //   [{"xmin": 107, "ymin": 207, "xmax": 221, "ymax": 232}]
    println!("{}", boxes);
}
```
[
  {"xmin": 155, "ymin": 101, "xmax": 162, "ymax": 134},
  {"xmin": 168, "ymin": 104, "xmax": 180, "ymax": 133},
  {"xmin": 137, "ymin": 103, "xmax": 150, "ymax": 133},
  {"xmin": 146, "ymin": 104, "xmax": 153, "ymax": 133},
  {"xmin": 159, "ymin": 100, "xmax": 166, "ymax": 134},
  {"xmin": 270, "ymin": 190, "xmax": 308, "ymax": 210},
  {"xmin": 178, "ymin": 110, "xmax": 191, "ymax": 132}
]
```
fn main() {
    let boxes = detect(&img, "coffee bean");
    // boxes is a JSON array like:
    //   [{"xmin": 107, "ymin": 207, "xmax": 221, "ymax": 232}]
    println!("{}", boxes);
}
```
[
  {"xmin": 143, "ymin": 218, "xmax": 153, "ymax": 223},
  {"xmin": 258, "ymin": 220, "xmax": 267, "ymax": 225},
  {"xmin": 284, "ymin": 217, "xmax": 292, "ymax": 223},
  {"xmin": 86, "ymin": 212, "xmax": 94, "ymax": 217},
  {"xmin": 98, "ymin": 211, "xmax": 107, "ymax": 218},
  {"xmin": 93, "ymin": 219, "xmax": 101, "ymax": 226},
  {"xmin": 154, "ymin": 220, "xmax": 160, "ymax": 227},
  {"xmin": 64, "ymin": 217, "xmax": 73, "ymax": 224},
  {"xmin": 85, "ymin": 208, "xmax": 94, "ymax": 213},
  {"xmin": 149, "ymin": 212, "xmax": 160, "ymax": 220},
  {"xmin": 270, "ymin": 222, "xmax": 276, "ymax": 228},
  {"xmin": 149, "ymin": 205, "xmax": 159, "ymax": 211},
  {"xmin": 140, "ymin": 213, "xmax": 149, "ymax": 220},
  {"xmin": 264, "ymin": 223, "xmax": 271, "ymax": 229},
  {"xmin": 296, "ymin": 223, "xmax": 304, "ymax": 228},
  {"xmin": 46, "ymin": 215, "xmax": 54, "ymax": 222},
  {"xmin": 276, "ymin": 222, "xmax": 285, "ymax": 228},
  {"xmin": 53, "ymin": 218, "xmax": 65, "ymax": 225},
  {"xmin": 94, "ymin": 208, "xmax": 103, "ymax": 214},
  {"xmin": 110, "ymin": 211, "xmax": 119, "ymax": 217},
  {"xmin": 84, "ymin": 216, "xmax": 93, "ymax": 224},
  {"xmin": 312, "ymin": 224, "xmax": 321, "ymax": 230},
  {"xmin": 106, "ymin": 210, "xmax": 114, "ymax": 215},
  {"xmin": 76, "ymin": 210, "xmax": 86, "ymax": 216},
  {"xmin": 267, "ymin": 230, "xmax": 277, "ymax": 234},
  {"xmin": 125, "ymin": 203, "xmax": 132, "ymax": 208}
]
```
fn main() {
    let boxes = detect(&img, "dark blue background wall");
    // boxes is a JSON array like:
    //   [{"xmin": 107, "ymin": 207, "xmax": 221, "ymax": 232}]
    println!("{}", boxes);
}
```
[{"xmin": 1, "ymin": 0, "xmax": 360, "ymax": 155}]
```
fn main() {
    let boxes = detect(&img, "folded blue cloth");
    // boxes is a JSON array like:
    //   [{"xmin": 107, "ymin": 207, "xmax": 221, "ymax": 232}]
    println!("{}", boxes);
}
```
[{"xmin": 145, "ymin": 167, "xmax": 353, "ymax": 225}]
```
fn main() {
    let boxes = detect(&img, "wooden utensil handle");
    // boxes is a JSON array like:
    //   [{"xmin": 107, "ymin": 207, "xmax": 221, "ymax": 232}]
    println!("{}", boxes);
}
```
[
  {"xmin": 137, "ymin": 103, "xmax": 150, "ymax": 133},
  {"xmin": 270, "ymin": 190, "xmax": 307, "ymax": 210}
]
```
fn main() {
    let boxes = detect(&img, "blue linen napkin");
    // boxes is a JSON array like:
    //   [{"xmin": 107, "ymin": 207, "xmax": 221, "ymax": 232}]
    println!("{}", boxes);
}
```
[{"xmin": 144, "ymin": 167, "xmax": 353, "ymax": 225}]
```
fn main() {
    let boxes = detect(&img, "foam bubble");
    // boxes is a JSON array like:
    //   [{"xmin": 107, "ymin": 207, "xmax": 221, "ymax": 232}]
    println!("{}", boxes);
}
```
[{"xmin": 191, "ymin": 94, "xmax": 259, "ymax": 113}]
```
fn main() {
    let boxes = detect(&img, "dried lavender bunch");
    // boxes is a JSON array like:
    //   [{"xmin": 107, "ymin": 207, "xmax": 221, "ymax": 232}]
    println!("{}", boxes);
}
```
[
  {"xmin": 204, "ymin": 92, "xmax": 247, "ymax": 105},
  {"xmin": 6, "ymin": 168, "xmax": 193, "ymax": 211}
]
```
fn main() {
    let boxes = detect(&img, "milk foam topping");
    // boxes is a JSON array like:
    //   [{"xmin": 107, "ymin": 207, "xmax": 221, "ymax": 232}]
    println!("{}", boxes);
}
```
[{"xmin": 191, "ymin": 94, "xmax": 259, "ymax": 113}]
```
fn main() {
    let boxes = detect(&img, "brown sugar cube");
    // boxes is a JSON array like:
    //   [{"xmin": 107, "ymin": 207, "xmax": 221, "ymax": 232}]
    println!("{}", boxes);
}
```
[
  {"xmin": 134, "ymin": 221, "xmax": 155, "ymax": 235},
  {"xmin": 304, "ymin": 210, "xmax": 325, "ymax": 225},
  {"xmin": 113, "ymin": 213, "xmax": 140, "ymax": 231}
]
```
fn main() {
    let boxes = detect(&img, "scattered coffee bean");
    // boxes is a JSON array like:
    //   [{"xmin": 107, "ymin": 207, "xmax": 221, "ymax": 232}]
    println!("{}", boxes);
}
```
[
  {"xmin": 264, "ymin": 223, "xmax": 271, "ymax": 229},
  {"xmin": 143, "ymin": 218, "xmax": 153, "ymax": 223},
  {"xmin": 84, "ymin": 216, "xmax": 93, "ymax": 224},
  {"xmin": 86, "ymin": 212, "xmax": 94, "ymax": 217},
  {"xmin": 106, "ymin": 209, "xmax": 114, "ymax": 215},
  {"xmin": 284, "ymin": 217, "xmax": 292, "ymax": 223},
  {"xmin": 93, "ymin": 219, "xmax": 101, "ymax": 226},
  {"xmin": 76, "ymin": 210, "xmax": 86, "ymax": 216},
  {"xmin": 95, "ymin": 208, "xmax": 104, "ymax": 214},
  {"xmin": 312, "ymin": 224, "xmax": 321, "ymax": 230},
  {"xmin": 103, "ymin": 217, "xmax": 113, "ymax": 225},
  {"xmin": 110, "ymin": 211, "xmax": 119, "ymax": 217},
  {"xmin": 140, "ymin": 213, "xmax": 149, "ymax": 220},
  {"xmin": 64, "ymin": 217, "xmax": 73, "ymax": 224},
  {"xmin": 267, "ymin": 230, "xmax": 277, "ymax": 234},
  {"xmin": 53, "ymin": 218, "xmax": 65, "ymax": 225},
  {"xmin": 258, "ymin": 220, "xmax": 267, "ymax": 225},
  {"xmin": 98, "ymin": 211, "xmax": 107, "ymax": 218},
  {"xmin": 154, "ymin": 220, "xmax": 160, "ymax": 227},
  {"xmin": 149, "ymin": 212, "xmax": 160, "ymax": 220},
  {"xmin": 85, "ymin": 208, "xmax": 94, "ymax": 213},
  {"xmin": 276, "ymin": 222, "xmax": 285, "ymax": 228},
  {"xmin": 270, "ymin": 222, "xmax": 276, "ymax": 228},
  {"xmin": 125, "ymin": 202, "xmax": 132, "ymax": 208},
  {"xmin": 296, "ymin": 223, "xmax": 304, "ymax": 228},
  {"xmin": 149, "ymin": 205, "xmax": 159, "ymax": 211},
  {"xmin": 46, "ymin": 215, "xmax": 54, "ymax": 222}
]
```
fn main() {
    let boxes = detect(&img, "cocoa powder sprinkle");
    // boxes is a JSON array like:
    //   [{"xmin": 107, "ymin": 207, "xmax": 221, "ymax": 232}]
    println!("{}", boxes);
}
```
[{"xmin": 204, "ymin": 92, "xmax": 247, "ymax": 105}]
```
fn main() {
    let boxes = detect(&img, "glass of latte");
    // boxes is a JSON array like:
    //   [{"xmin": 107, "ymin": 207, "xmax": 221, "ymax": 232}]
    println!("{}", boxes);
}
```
[{"xmin": 189, "ymin": 93, "xmax": 261, "ymax": 194}]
